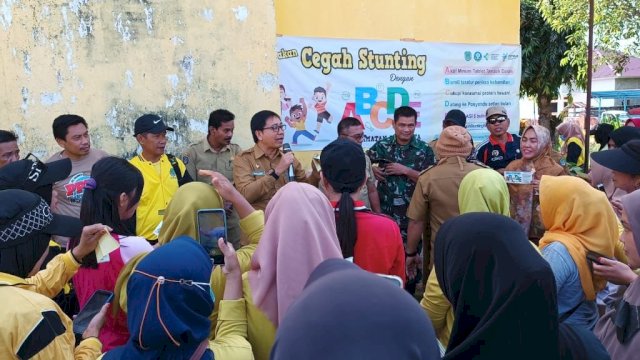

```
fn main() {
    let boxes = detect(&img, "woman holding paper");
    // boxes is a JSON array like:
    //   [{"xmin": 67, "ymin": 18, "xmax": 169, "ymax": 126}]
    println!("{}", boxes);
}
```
[
  {"xmin": 69, "ymin": 157, "xmax": 154, "ymax": 351},
  {"xmin": 505, "ymin": 125, "xmax": 565, "ymax": 244}
]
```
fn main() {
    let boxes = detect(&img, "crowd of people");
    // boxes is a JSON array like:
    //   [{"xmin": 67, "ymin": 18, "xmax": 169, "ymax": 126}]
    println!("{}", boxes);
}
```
[{"xmin": 1, "ymin": 104, "xmax": 640, "ymax": 359}]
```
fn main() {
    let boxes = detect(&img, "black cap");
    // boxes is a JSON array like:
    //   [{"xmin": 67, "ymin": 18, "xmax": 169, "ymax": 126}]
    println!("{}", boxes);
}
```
[
  {"xmin": 0, "ymin": 158, "xmax": 72, "ymax": 192},
  {"xmin": 133, "ymin": 114, "xmax": 174, "ymax": 136},
  {"xmin": 592, "ymin": 139, "xmax": 640, "ymax": 175},
  {"xmin": 444, "ymin": 109, "xmax": 467, "ymax": 127},
  {"xmin": 608, "ymin": 126, "xmax": 640, "ymax": 147},
  {"xmin": 320, "ymin": 139, "xmax": 366, "ymax": 193},
  {"xmin": 0, "ymin": 189, "xmax": 83, "ymax": 248}
]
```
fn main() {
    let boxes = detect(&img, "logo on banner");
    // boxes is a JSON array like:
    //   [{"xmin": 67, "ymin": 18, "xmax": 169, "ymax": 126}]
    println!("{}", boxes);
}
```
[
  {"xmin": 474, "ymin": 52, "xmax": 483, "ymax": 62},
  {"xmin": 464, "ymin": 51, "xmax": 472, "ymax": 62}
]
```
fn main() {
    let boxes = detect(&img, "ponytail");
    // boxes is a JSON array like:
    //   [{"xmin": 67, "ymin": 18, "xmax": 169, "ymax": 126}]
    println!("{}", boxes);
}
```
[{"xmin": 336, "ymin": 191, "xmax": 357, "ymax": 258}]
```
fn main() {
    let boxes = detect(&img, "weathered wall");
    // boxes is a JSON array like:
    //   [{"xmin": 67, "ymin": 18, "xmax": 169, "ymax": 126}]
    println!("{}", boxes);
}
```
[{"xmin": 0, "ymin": 0, "xmax": 278, "ymax": 158}]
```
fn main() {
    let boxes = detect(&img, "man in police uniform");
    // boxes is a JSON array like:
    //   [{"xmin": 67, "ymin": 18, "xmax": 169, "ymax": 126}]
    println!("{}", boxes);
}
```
[
  {"xmin": 182, "ymin": 109, "xmax": 242, "ymax": 246},
  {"xmin": 405, "ymin": 126, "xmax": 485, "ymax": 280},
  {"xmin": 233, "ymin": 110, "xmax": 319, "ymax": 211},
  {"xmin": 473, "ymin": 106, "xmax": 521, "ymax": 173}
]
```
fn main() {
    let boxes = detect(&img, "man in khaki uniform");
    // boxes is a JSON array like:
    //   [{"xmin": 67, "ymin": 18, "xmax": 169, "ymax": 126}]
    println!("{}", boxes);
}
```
[
  {"xmin": 405, "ymin": 126, "xmax": 485, "ymax": 281},
  {"xmin": 182, "ymin": 109, "xmax": 242, "ymax": 246},
  {"xmin": 234, "ymin": 110, "xmax": 319, "ymax": 211}
]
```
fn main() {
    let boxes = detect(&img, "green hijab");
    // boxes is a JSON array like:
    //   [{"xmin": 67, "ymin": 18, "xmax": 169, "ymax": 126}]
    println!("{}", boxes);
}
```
[
  {"xmin": 158, "ymin": 182, "xmax": 224, "ymax": 245},
  {"xmin": 458, "ymin": 169, "xmax": 510, "ymax": 216}
]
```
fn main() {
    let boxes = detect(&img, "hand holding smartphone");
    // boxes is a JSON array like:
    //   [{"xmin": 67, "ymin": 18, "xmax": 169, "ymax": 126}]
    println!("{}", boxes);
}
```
[
  {"xmin": 197, "ymin": 209, "xmax": 228, "ymax": 264},
  {"xmin": 73, "ymin": 290, "xmax": 113, "ymax": 336}
]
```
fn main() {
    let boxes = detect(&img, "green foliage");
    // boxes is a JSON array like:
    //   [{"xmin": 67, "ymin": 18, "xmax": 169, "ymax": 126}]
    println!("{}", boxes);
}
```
[
  {"xmin": 538, "ymin": 0, "xmax": 640, "ymax": 88},
  {"xmin": 520, "ymin": 0, "xmax": 578, "ymax": 99}
]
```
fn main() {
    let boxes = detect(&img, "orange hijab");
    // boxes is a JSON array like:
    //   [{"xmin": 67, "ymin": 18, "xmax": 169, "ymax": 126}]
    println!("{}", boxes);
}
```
[{"xmin": 539, "ymin": 176, "xmax": 619, "ymax": 300}]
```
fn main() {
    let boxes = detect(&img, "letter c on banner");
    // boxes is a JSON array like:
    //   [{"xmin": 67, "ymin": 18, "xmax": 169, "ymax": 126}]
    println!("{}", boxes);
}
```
[{"xmin": 370, "ymin": 101, "xmax": 392, "ymax": 129}]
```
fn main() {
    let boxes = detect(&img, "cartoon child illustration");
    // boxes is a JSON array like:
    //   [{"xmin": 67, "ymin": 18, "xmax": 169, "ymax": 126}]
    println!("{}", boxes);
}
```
[
  {"xmin": 280, "ymin": 84, "xmax": 292, "ymax": 116},
  {"xmin": 312, "ymin": 84, "xmax": 332, "ymax": 134},
  {"xmin": 285, "ymin": 98, "xmax": 316, "ymax": 145}
]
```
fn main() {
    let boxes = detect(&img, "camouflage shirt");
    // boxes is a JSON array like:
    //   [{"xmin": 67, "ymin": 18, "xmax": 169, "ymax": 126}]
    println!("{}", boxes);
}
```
[{"xmin": 368, "ymin": 134, "xmax": 435, "ymax": 241}]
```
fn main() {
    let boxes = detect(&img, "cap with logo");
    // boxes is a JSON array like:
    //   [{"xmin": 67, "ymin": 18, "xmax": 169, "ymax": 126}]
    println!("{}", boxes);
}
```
[
  {"xmin": 486, "ymin": 106, "xmax": 508, "ymax": 120},
  {"xmin": 0, "ymin": 189, "xmax": 83, "ymax": 248},
  {"xmin": 133, "ymin": 114, "xmax": 175, "ymax": 136},
  {"xmin": 0, "ymin": 157, "xmax": 72, "ymax": 193}
]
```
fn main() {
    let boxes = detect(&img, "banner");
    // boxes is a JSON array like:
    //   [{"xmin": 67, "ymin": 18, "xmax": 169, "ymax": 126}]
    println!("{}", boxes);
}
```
[{"xmin": 277, "ymin": 36, "xmax": 521, "ymax": 151}]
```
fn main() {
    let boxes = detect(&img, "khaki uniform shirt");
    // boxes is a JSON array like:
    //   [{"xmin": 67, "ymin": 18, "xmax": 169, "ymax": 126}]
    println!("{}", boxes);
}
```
[
  {"xmin": 182, "ymin": 139, "xmax": 241, "ymax": 183},
  {"xmin": 407, "ymin": 156, "xmax": 485, "ymax": 270},
  {"xmin": 181, "ymin": 140, "xmax": 243, "ymax": 247},
  {"xmin": 233, "ymin": 144, "xmax": 319, "ymax": 211}
]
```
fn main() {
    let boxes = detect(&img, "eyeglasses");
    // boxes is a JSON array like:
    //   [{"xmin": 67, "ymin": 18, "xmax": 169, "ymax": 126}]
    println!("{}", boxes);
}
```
[
  {"xmin": 262, "ymin": 124, "xmax": 286, "ymax": 132},
  {"xmin": 341, "ymin": 133, "xmax": 364, "ymax": 141},
  {"xmin": 487, "ymin": 117, "xmax": 508, "ymax": 125}
]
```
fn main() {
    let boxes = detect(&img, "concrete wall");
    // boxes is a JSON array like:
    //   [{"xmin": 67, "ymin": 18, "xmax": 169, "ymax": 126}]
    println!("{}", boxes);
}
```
[{"xmin": 0, "ymin": 1, "xmax": 278, "ymax": 158}]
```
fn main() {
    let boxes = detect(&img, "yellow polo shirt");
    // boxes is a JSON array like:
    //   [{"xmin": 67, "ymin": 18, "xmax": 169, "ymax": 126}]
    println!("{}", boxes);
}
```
[{"xmin": 130, "ymin": 154, "xmax": 187, "ymax": 241}]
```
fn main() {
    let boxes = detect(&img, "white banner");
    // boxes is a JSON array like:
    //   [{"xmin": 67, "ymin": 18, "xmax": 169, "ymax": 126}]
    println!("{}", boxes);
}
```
[{"xmin": 277, "ymin": 36, "xmax": 521, "ymax": 151}]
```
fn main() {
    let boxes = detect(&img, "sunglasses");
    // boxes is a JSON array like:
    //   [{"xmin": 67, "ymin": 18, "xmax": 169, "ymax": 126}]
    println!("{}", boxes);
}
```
[{"xmin": 487, "ymin": 116, "xmax": 508, "ymax": 125}]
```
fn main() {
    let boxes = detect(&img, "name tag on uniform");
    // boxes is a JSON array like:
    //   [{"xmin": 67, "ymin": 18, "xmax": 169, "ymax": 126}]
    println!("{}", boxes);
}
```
[{"xmin": 252, "ymin": 170, "xmax": 266, "ymax": 176}]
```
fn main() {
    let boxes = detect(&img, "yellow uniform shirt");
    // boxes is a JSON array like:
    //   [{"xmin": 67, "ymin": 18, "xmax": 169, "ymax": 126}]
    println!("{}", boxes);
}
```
[{"xmin": 130, "ymin": 154, "xmax": 187, "ymax": 241}]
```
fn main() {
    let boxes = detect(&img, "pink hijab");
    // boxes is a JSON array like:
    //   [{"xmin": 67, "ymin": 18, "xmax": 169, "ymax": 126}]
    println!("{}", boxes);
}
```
[{"xmin": 248, "ymin": 182, "xmax": 343, "ymax": 326}]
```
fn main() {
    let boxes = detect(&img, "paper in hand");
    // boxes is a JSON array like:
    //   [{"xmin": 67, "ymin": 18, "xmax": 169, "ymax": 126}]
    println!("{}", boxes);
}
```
[{"xmin": 95, "ymin": 229, "xmax": 119, "ymax": 262}]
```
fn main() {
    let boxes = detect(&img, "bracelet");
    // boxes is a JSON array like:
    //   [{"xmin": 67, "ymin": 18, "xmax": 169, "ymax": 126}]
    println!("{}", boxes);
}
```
[
  {"xmin": 70, "ymin": 250, "xmax": 82, "ymax": 264},
  {"xmin": 405, "ymin": 250, "xmax": 418, "ymax": 257}
]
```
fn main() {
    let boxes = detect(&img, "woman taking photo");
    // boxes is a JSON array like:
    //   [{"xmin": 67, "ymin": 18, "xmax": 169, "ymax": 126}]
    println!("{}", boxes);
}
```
[{"xmin": 69, "ymin": 157, "xmax": 153, "ymax": 351}]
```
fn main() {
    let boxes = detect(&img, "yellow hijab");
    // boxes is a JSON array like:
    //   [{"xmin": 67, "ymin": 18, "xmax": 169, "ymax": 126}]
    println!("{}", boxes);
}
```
[
  {"xmin": 539, "ymin": 176, "xmax": 618, "ymax": 300},
  {"xmin": 458, "ymin": 169, "xmax": 510, "ymax": 216},
  {"xmin": 158, "ymin": 182, "xmax": 224, "ymax": 245}
]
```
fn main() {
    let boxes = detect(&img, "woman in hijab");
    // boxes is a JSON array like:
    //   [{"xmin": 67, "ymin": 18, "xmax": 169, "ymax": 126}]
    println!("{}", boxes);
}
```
[
  {"xmin": 156, "ymin": 172, "xmax": 262, "ymax": 337},
  {"xmin": 505, "ymin": 125, "xmax": 565, "ymax": 244},
  {"xmin": 557, "ymin": 121, "xmax": 585, "ymax": 167},
  {"xmin": 435, "ymin": 213, "xmax": 609, "ymax": 359},
  {"xmin": 539, "ymin": 175, "xmax": 625, "ymax": 329},
  {"xmin": 625, "ymin": 118, "xmax": 640, "ymax": 127},
  {"xmin": 271, "ymin": 259, "xmax": 441, "ymax": 360},
  {"xmin": 421, "ymin": 168, "xmax": 510, "ymax": 346},
  {"xmin": 595, "ymin": 190, "xmax": 640, "ymax": 359},
  {"xmin": 247, "ymin": 182, "xmax": 343, "ymax": 360},
  {"xmin": 102, "ymin": 236, "xmax": 252, "ymax": 359}
]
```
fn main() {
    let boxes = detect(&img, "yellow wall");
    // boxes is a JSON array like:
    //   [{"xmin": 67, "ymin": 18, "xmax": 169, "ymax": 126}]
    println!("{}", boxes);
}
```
[
  {"xmin": 276, "ymin": 0, "xmax": 520, "ymax": 44},
  {"xmin": 275, "ymin": 0, "xmax": 520, "ymax": 165},
  {"xmin": 0, "ymin": 1, "xmax": 519, "ymax": 161},
  {"xmin": 0, "ymin": 1, "xmax": 278, "ymax": 158}
]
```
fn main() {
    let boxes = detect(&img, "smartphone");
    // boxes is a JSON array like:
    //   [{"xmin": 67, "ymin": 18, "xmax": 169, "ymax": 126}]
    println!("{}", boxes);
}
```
[
  {"xmin": 73, "ymin": 290, "xmax": 113, "ymax": 336},
  {"xmin": 197, "ymin": 209, "xmax": 227, "ymax": 264},
  {"xmin": 586, "ymin": 250, "xmax": 611, "ymax": 271}
]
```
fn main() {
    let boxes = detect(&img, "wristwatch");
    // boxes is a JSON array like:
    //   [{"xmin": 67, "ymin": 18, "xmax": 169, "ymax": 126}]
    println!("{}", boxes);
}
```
[{"xmin": 269, "ymin": 169, "xmax": 279, "ymax": 180}]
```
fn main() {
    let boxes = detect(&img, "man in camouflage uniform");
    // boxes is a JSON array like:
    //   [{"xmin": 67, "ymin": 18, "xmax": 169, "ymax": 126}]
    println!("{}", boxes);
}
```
[{"xmin": 368, "ymin": 106, "xmax": 435, "ymax": 243}]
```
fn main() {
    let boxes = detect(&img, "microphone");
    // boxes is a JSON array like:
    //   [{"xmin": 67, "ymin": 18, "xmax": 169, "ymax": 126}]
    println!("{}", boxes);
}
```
[{"xmin": 282, "ymin": 143, "xmax": 295, "ymax": 181}]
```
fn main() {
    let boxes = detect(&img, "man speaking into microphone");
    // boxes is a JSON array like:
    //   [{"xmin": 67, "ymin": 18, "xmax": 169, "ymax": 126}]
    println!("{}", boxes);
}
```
[{"xmin": 233, "ymin": 110, "xmax": 320, "ymax": 210}]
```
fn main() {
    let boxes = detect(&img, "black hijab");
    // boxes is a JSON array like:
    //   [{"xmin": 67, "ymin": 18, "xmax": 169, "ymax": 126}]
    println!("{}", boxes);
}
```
[
  {"xmin": 435, "ymin": 213, "xmax": 559, "ymax": 359},
  {"xmin": 271, "ymin": 259, "xmax": 441, "ymax": 360}
]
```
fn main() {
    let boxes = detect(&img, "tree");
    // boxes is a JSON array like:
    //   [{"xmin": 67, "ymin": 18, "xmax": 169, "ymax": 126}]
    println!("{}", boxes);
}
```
[
  {"xmin": 538, "ymin": 0, "xmax": 640, "ymax": 87},
  {"xmin": 520, "ymin": 0, "xmax": 579, "ymax": 130}
]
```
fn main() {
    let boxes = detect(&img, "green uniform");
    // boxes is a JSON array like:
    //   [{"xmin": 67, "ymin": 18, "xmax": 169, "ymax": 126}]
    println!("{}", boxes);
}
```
[{"xmin": 368, "ymin": 134, "xmax": 435, "ymax": 241}]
